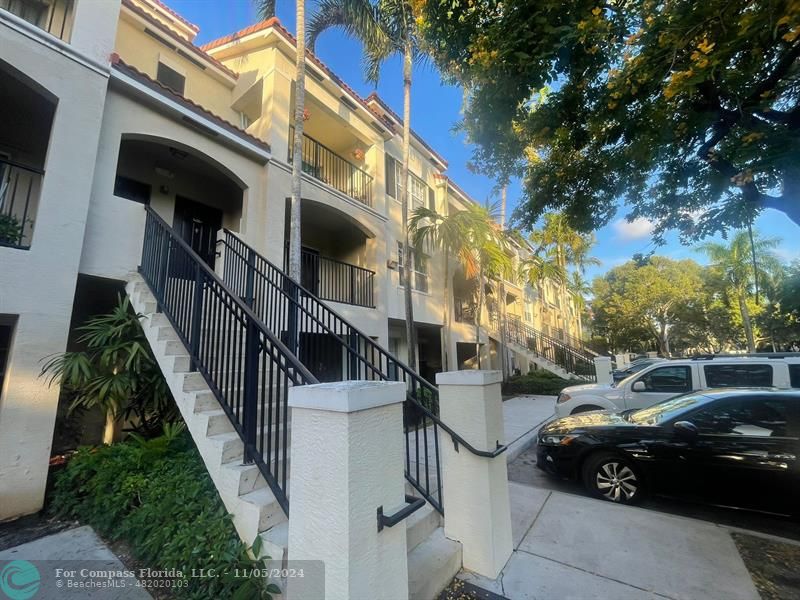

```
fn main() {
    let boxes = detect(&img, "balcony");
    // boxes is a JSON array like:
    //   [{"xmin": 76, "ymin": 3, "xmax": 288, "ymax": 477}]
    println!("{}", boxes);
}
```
[
  {"xmin": 454, "ymin": 298, "xmax": 477, "ymax": 324},
  {"xmin": 0, "ymin": 159, "xmax": 41, "ymax": 250},
  {"xmin": 286, "ymin": 246, "xmax": 375, "ymax": 308},
  {"xmin": 0, "ymin": 0, "xmax": 74, "ymax": 41},
  {"xmin": 288, "ymin": 126, "xmax": 373, "ymax": 207}
]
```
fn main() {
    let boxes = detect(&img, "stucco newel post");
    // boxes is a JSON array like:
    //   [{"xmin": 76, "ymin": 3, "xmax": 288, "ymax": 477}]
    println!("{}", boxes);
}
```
[
  {"xmin": 287, "ymin": 381, "xmax": 409, "ymax": 600},
  {"xmin": 435, "ymin": 370, "xmax": 513, "ymax": 579},
  {"xmin": 594, "ymin": 356, "xmax": 613, "ymax": 385}
]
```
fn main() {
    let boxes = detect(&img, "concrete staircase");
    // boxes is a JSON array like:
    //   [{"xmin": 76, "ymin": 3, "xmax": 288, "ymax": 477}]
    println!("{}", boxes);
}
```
[{"xmin": 127, "ymin": 274, "xmax": 462, "ymax": 599}]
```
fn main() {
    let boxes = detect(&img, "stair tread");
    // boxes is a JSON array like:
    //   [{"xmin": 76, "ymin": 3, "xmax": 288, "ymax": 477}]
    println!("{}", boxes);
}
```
[{"xmin": 239, "ymin": 486, "xmax": 278, "ymax": 506}]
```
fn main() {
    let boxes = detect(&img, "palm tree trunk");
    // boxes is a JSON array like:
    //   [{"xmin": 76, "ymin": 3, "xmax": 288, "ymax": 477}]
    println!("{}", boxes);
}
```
[
  {"xmin": 498, "ymin": 185, "xmax": 508, "ymax": 380},
  {"xmin": 288, "ymin": 0, "xmax": 306, "ymax": 283},
  {"xmin": 739, "ymin": 291, "xmax": 756, "ymax": 352},
  {"xmin": 475, "ymin": 261, "xmax": 484, "ymax": 369},
  {"xmin": 442, "ymin": 254, "xmax": 450, "ymax": 370},
  {"xmin": 401, "ymin": 45, "xmax": 416, "ymax": 369}
]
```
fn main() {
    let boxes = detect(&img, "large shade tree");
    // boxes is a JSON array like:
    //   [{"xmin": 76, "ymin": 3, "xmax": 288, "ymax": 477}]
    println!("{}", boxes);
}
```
[
  {"xmin": 309, "ymin": 0, "xmax": 425, "ymax": 367},
  {"xmin": 421, "ymin": 0, "xmax": 800, "ymax": 241}
]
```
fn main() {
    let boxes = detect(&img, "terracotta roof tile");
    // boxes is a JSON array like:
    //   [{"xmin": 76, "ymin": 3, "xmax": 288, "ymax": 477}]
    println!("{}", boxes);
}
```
[
  {"xmin": 110, "ymin": 54, "xmax": 270, "ymax": 153},
  {"xmin": 150, "ymin": 0, "xmax": 199, "ymax": 33},
  {"xmin": 121, "ymin": 0, "xmax": 238, "ymax": 80}
]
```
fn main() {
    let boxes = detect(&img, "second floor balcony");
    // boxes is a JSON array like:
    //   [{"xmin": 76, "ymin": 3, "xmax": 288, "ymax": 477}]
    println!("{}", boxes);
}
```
[
  {"xmin": 288, "ymin": 125, "xmax": 373, "ymax": 207},
  {"xmin": 285, "ymin": 245, "xmax": 375, "ymax": 308},
  {"xmin": 0, "ymin": 158, "xmax": 41, "ymax": 250},
  {"xmin": 1, "ymin": 0, "xmax": 74, "ymax": 41}
]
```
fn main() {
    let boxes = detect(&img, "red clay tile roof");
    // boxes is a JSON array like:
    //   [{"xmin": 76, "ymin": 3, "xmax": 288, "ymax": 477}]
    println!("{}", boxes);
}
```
[
  {"xmin": 199, "ymin": 18, "xmax": 280, "ymax": 52},
  {"xmin": 120, "ymin": 0, "xmax": 238, "ymax": 81},
  {"xmin": 110, "ymin": 54, "xmax": 270, "ymax": 154},
  {"xmin": 366, "ymin": 92, "xmax": 448, "ymax": 168},
  {"xmin": 150, "ymin": 0, "xmax": 199, "ymax": 33}
]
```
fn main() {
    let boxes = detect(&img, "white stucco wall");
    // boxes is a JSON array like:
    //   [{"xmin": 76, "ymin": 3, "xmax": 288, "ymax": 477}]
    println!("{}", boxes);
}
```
[{"xmin": 0, "ymin": 5, "xmax": 119, "ymax": 521}]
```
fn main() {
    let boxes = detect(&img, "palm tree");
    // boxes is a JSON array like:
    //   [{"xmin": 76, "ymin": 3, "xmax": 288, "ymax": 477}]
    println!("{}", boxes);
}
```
[
  {"xmin": 409, "ymin": 205, "xmax": 482, "ymax": 370},
  {"xmin": 697, "ymin": 230, "xmax": 782, "ymax": 352},
  {"xmin": 529, "ymin": 213, "xmax": 598, "ymax": 340},
  {"xmin": 308, "ymin": 0, "xmax": 424, "ymax": 367}
]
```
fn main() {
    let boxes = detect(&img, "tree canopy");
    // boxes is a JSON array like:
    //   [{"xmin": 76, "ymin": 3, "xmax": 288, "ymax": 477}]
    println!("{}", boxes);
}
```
[{"xmin": 420, "ymin": 0, "xmax": 800, "ymax": 241}]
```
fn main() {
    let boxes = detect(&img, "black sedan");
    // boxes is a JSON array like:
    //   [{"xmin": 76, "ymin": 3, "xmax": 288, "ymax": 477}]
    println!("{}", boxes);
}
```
[{"xmin": 536, "ymin": 388, "xmax": 799, "ymax": 515}]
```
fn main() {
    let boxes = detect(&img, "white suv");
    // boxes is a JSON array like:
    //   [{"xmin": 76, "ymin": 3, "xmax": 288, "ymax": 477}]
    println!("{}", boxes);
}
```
[{"xmin": 555, "ymin": 355, "xmax": 800, "ymax": 417}]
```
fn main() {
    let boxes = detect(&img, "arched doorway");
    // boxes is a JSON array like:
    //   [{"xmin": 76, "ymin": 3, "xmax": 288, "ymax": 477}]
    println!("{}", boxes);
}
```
[{"xmin": 114, "ymin": 136, "xmax": 245, "ymax": 268}]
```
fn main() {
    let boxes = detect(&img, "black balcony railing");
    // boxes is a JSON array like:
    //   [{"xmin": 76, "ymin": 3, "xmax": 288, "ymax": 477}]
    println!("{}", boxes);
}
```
[
  {"xmin": 288, "ymin": 126, "xmax": 373, "ymax": 206},
  {"xmin": 285, "ymin": 247, "xmax": 375, "ymax": 308},
  {"xmin": 0, "ymin": 0, "xmax": 74, "ymax": 41},
  {"xmin": 0, "ymin": 158, "xmax": 42, "ymax": 250},
  {"xmin": 139, "ymin": 208, "xmax": 318, "ymax": 516}
]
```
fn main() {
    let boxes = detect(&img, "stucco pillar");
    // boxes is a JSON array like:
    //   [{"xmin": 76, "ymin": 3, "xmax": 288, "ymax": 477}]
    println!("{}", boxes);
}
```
[
  {"xmin": 287, "ymin": 381, "xmax": 409, "ymax": 600},
  {"xmin": 435, "ymin": 370, "xmax": 513, "ymax": 578},
  {"xmin": 614, "ymin": 353, "xmax": 628, "ymax": 369},
  {"xmin": 594, "ymin": 356, "xmax": 613, "ymax": 384}
]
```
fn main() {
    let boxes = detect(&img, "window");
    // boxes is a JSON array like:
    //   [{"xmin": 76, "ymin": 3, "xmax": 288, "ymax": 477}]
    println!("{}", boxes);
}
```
[
  {"xmin": 636, "ymin": 366, "xmax": 692, "ymax": 394},
  {"xmin": 397, "ymin": 241, "xmax": 428, "ymax": 292},
  {"xmin": 113, "ymin": 176, "xmax": 151, "ymax": 205},
  {"xmin": 156, "ymin": 62, "xmax": 185, "ymax": 95},
  {"xmin": 428, "ymin": 187, "xmax": 436, "ymax": 211},
  {"xmin": 790, "ymin": 365, "xmax": 800, "ymax": 388},
  {"xmin": 704, "ymin": 364, "xmax": 773, "ymax": 388},
  {"xmin": 690, "ymin": 397, "xmax": 790, "ymax": 437},
  {"xmin": 240, "ymin": 112, "xmax": 252, "ymax": 129},
  {"xmin": 0, "ymin": 319, "xmax": 15, "ymax": 397},
  {"xmin": 413, "ymin": 249, "xmax": 428, "ymax": 293},
  {"xmin": 385, "ymin": 155, "xmax": 397, "ymax": 198}
]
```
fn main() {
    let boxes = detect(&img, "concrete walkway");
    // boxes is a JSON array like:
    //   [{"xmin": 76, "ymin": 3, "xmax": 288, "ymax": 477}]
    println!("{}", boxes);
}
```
[
  {"xmin": 461, "ymin": 482, "xmax": 761, "ymax": 600},
  {"xmin": 0, "ymin": 526, "xmax": 151, "ymax": 599}
]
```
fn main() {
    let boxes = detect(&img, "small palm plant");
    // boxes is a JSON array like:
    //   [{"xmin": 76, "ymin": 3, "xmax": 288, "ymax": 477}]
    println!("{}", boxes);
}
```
[{"xmin": 41, "ymin": 295, "xmax": 177, "ymax": 443}]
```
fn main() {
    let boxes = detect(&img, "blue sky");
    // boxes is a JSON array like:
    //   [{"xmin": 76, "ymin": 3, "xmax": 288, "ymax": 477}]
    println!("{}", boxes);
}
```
[{"xmin": 169, "ymin": 0, "xmax": 800, "ymax": 282}]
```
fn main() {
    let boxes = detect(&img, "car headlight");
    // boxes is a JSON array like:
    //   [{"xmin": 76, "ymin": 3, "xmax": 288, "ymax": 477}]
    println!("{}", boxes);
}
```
[
  {"xmin": 539, "ymin": 434, "xmax": 578, "ymax": 446},
  {"xmin": 557, "ymin": 393, "xmax": 571, "ymax": 404}
]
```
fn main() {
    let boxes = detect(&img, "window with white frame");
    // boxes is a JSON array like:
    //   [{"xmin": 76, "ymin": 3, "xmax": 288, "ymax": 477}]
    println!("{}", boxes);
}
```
[{"xmin": 397, "ymin": 241, "xmax": 428, "ymax": 292}]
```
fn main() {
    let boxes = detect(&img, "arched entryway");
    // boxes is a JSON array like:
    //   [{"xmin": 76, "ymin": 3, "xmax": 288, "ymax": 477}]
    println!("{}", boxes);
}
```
[
  {"xmin": 114, "ymin": 135, "xmax": 246, "ymax": 267},
  {"xmin": 0, "ymin": 59, "xmax": 57, "ymax": 249}
]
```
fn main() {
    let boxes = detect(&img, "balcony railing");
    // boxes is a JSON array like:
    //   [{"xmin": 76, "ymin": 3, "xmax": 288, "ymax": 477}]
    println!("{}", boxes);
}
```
[
  {"xmin": 1, "ymin": 0, "xmax": 74, "ymax": 41},
  {"xmin": 288, "ymin": 126, "xmax": 373, "ymax": 207},
  {"xmin": 285, "ymin": 246, "xmax": 375, "ymax": 308},
  {"xmin": 454, "ymin": 299, "xmax": 477, "ymax": 324},
  {"xmin": 0, "ymin": 158, "xmax": 42, "ymax": 250}
]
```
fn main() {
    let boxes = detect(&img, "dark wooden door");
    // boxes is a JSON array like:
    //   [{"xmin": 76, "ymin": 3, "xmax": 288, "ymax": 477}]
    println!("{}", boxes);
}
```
[{"xmin": 174, "ymin": 196, "xmax": 222, "ymax": 267}]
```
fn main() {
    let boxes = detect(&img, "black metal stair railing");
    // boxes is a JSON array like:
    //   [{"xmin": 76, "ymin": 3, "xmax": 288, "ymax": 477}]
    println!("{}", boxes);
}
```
[
  {"xmin": 220, "ymin": 231, "xmax": 507, "ymax": 514},
  {"xmin": 139, "ymin": 208, "xmax": 318, "ymax": 516},
  {"xmin": 500, "ymin": 314, "xmax": 597, "ymax": 381}
]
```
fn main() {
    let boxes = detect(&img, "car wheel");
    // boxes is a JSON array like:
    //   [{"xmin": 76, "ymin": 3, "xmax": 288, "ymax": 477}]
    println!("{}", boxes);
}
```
[
  {"xmin": 570, "ymin": 405, "xmax": 603, "ymax": 415},
  {"xmin": 582, "ymin": 452, "xmax": 644, "ymax": 505}
]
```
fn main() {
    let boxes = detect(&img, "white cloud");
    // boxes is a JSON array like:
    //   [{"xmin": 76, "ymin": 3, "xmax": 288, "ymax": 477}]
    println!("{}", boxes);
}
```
[{"xmin": 612, "ymin": 217, "xmax": 655, "ymax": 241}]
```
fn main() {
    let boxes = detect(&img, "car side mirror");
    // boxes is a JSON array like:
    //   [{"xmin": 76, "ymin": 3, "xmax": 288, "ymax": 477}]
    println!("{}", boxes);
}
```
[
  {"xmin": 673, "ymin": 421, "xmax": 698, "ymax": 439},
  {"xmin": 631, "ymin": 381, "xmax": 647, "ymax": 392}
]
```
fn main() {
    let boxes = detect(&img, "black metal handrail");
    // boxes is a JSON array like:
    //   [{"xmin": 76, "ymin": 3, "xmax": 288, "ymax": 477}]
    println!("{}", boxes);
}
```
[
  {"xmin": 498, "ymin": 314, "xmax": 596, "ymax": 381},
  {"xmin": 288, "ymin": 126, "xmax": 373, "ymax": 206},
  {"xmin": 0, "ymin": 158, "xmax": 42, "ymax": 250},
  {"xmin": 221, "ymin": 231, "xmax": 508, "ymax": 514},
  {"xmin": 286, "ymin": 246, "xmax": 375, "ymax": 308},
  {"xmin": 0, "ymin": 0, "xmax": 74, "ymax": 41},
  {"xmin": 139, "ymin": 208, "xmax": 318, "ymax": 516}
]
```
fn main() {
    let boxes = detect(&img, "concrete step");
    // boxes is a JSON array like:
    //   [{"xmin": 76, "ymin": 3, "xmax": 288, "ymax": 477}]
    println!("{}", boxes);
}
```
[
  {"xmin": 406, "ymin": 502, "xmax": 442, "ymax": 554},
  {"xmin": 239, "ymin": 486, "xmax": 288, "ymax": 536},
  {"xmin": 408, "ymin": 528, "xmax": 463, "ymax": 600}
]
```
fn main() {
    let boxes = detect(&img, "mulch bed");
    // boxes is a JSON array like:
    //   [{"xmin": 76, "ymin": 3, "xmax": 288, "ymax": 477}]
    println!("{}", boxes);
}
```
[
  {"xmin": 0, "ymin": 513, "xmax": 76, "ymax": 551},
  {"xmin": 733, "ymin": 531, "xmax": 800, "ymax": 600},
  {"xmin": 438, "ymin": 577, "xmax": 509, "ymax": 600}
]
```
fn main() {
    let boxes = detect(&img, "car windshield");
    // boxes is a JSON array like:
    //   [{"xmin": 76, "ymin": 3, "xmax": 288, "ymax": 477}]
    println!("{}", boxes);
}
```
[{"xmin": 627, "ymin": 393, "xmax": 712, "ymax": 425}]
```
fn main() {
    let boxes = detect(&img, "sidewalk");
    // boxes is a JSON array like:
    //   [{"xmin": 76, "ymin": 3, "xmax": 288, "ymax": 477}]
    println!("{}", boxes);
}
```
[{"xmin": 461, "ymin": 482, "xmax": 761, "ymax": 600}]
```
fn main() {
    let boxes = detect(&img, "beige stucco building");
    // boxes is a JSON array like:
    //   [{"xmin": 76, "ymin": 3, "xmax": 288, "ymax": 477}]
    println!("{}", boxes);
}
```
[{"xmin": 0, "ymin": 0, "xmax": 586, "ymax": 522}]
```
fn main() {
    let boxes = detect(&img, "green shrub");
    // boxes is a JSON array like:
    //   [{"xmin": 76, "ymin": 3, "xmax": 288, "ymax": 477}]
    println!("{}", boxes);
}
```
[
  {"xmin": 49, "ymin": 425, "xmax": 279, "ymax": 599},
  {"xmin": 502, "ymin": 370, "xmax": 582, "ymax": 396}
]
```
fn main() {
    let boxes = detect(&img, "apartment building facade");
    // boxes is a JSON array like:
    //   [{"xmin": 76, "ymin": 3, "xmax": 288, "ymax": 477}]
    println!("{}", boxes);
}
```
[{"xmin": 0, "ymin": 0, "xmax": 586, "ymax": 522}]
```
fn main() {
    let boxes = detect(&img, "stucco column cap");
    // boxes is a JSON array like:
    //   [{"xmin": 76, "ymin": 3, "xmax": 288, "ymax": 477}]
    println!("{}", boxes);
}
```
[
  {"xmin": 288, "ymin": 380, "xmax": 405, "ymax": 413},
  {"xmin": 436, "ymin": 370, "xmax": 502, "ymax": 386}
]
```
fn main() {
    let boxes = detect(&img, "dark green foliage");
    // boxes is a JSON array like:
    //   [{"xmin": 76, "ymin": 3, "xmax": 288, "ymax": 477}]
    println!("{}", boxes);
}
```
[
  {"xmin": 0, "ymin": 213, "xmax": 24, "ymax": 245},
  {"xmin": 502, "ymin": 370, "xmax": 582, "ymax": 396},
  {"xmin": 49, "ymin": 427, "xmax": 279, "ymax": 599}
]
